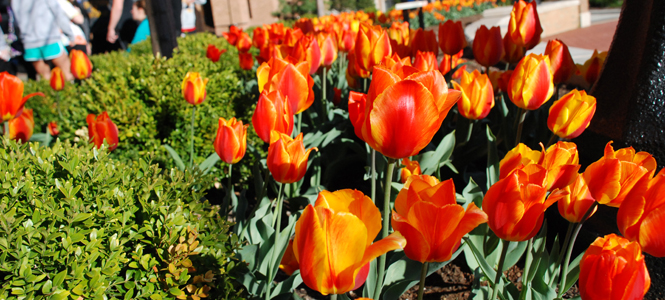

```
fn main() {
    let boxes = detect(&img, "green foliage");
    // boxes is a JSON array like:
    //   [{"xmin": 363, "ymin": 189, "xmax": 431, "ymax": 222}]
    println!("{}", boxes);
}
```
[
  {"xmin": 23, "ymin": 33, "xmax": 263, "ymax": 183},
  {"xmin": 0, "ymin": 138, "xmax": 245, "ymax": 299},
  {"xmin": 274, "ymin": 0, "xmax": 318, "ymax": 20},
  {"xmin": 589, "ymin": 0, "xmax": 623, "ymax": 7},
  {"xmin": 329, "ymin": 0, "xmax": 376, "ymax": 12},
  {"xmin": 408, "ymin": 2, "xmax": 496, "ymax": 29}
]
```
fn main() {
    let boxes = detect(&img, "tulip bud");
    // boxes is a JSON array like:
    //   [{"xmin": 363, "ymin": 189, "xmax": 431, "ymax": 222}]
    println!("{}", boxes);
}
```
[
  {"xmin": 507, "ymin": 53, "xmax": 554, "ymax": 110},
  {"xmin": 548, "ymin": 89, "xmax": 596, "ymax": 139},
  {"xmin": 9, "ymin": 108, "xmax": 33, "ymax": 143},
  {"xmin": 86, "ymin": 111, "xmax": 119, "ymax": 151},
  {"xmin": 544, "ymin": 39, "xmax": 575, "ymax": 84},
  {"xmin": 50, "ymin": 67, "xmax": 65, "ymax": 91},
  {"xmin": 181, "ymin": 72, "xmax": 208, "ymax": 105},
  {"xmin": 438, "ymin": 20, "xmax": 467, "ymax": 55},
  {"xmin": 267, "ymin": 131, "xmax": 318, "ymax": 184},
  {"xmin": 70, "ymin": 49, "xmax": 93, "ymax": 80},
  {"xmin": 472, "ymin": 25, "xmax": 504, "ymax": 68},
  {"xmin": 507, "ymin": 0, "xmax": 543, "ymax": 50},
  {"xmin": 452, "ymin": 70, "xmax": 495, "ymax": 120},
  {"xmin": 214, "ymin": 117, "xmax": 248, "ymax": 164}
]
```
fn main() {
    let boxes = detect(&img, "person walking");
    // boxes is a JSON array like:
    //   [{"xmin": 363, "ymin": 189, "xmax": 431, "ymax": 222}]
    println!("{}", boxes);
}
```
[{"xmin": 12, "ymin": 0, "xmax": 76, "ymax": 80}]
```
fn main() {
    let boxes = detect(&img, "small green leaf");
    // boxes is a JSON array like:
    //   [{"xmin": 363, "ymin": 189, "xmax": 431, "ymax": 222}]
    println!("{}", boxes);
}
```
[{"xmin": 162, "ymin": 144, "xmax": 185, "ymax": 171}]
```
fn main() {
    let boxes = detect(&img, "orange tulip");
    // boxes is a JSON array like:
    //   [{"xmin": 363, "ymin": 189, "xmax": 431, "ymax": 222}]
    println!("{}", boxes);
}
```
[
  {"xmin": 206, "ymin": 44, "xmax": 226, "ymax": 63},
  {"xmin": 222, "ymin": 25, "xmax": 242, "ymax": 46},
  {"xmin": 8, "ymin": 108, "xmax": 33, "ymax": 143},
  {"xmin": 70, "ymin": 49, "xmax": 92, "ymax": 80},
  {"xmin": 507, "ymin": 0, "xmax": 543, "ymax": 50},
  {"xmin": 392, "ymin": 175, "xmax": 487, "ymax": 262},
  {"xmin": 503, "ymin": 32, "xmax": 525, "ymax": 64},
  {"xmin": 354, "ymin": 23, "xmax": 392, "ymax": 75},
  {"xmin": 294, "ymin": 189, "xmax": 407, "ymax": 295},
  {"xmin": 257, "ymin": 56, "xmax": 314, "ymax": 115},
  {"xmin": 348, "ymin": 91, "xmax": 367, "ymax": 141},
  {"xmin": 413, "ymin": 51, "xmax": 438, "ymax": 72},
  {"xmin": 290, "ymin": 35, "xmax": 322, "ymax": 75},
  {"xmin": 497, "ymin": 70, "xmax": 513, "ymax": 93},
  {"xmin": 388, "ymin": 22, "xmax": 410, "ymax": 58},
  {"xmin": 411, "ymin": 29, "xmax": 439, "ymax": 56},
  {"xmin": 618, "ymin": 169, "xmax": 665, "ymax": 257},
  {"xmin": 317, "ymin": 32, "xmax": 338, "ymax": 67},
  {"xmin": 578, "ymin": 50, "xmax": 607, "ymax": 87},
  {"xmin": 0, "ymin": 72, "xmax": 44, "ymax": 121},
  {"xmin": 438, "ymin": 20, "xmax": 467, "ymax": 56},
  {"xmin": 50, "ymin": 67, "xmax": 65, "ymax": 91},
  {"xmin": 214, "ymin": 117, "xmax": 248, "ymax": 164},
  {"xmin": 544, "ymin": 39, "xmax": 575, "ymax": 84},
  {"xmin": 583, "ymin": 142, "xmax": 656, "ymax": 207},
  {"xmin": 488, "ymin": 70, "xmax": 501, "ymax": 94},
  {"xmin": 48, "ymin": 121, "xmax": 59, "ymax": 136},
  {"xmin": 540, "ymin": 141, "xmax": 580, "ymax": 191},
  {"xmin": 279, "ymin": 239, "xmax": 300, "ymax": 276},
  {"xmin": 181, "ymin": 72, "xmax": 208, "ymax": 105},
  {"xmin": 267, "ymin": 131, "xmax": 318, "ymax": 184},
  {"xmin": 452, "ymin": 69, "xmax": 495, "ymax": 120},
  {"xmin": 284, "ymin": 28, "xmax": 304, "ymax": 48},
  {"xmin": 579, "ymin": 234, "xmax": 650, "ymax": 300},
  {"xmin": 353, "ymin": 66, "xmax": 461, "ymax": 159},
  {"xmin": 86, "ymin": 112, "xmax": 119, "ymax": 151},
  {"xmin": 252, "ymin": 27, "xmax": 269, "ymax": 50},
  {"xmin": 400, "ymin": 158, "xmax": 421, "ymax": 183},
  {"xmin": 438, "ymin": 49, "xmax": 464, "ymax": 76},
  {"xmin": 483, "ymin": 165, "xmax": 554, "ymax": 241},
  {"xmin": 472, "ymin": 25, "xmax": 504, "ymax": 68},
  {"xmin": 551, "ymin": 174, "xmax": 597, "ymax": 223},
  {"xmin": 252, "ymin": 90, "xmax": 293, "ymax": 143},
  {"xmin": 548, "ymin": 89, "xmax": 597, "ymax": 139},
  {"xmin": 238, "ymin": 52, "xmax": 254, "ymax": 70},
  {"xmin": 507, "ymin": 53, "xmax": 554, "ymax": 110},
  {"xmin": 338, "ymin": 29, "xmax": 357, "ymax": 53},
  {"xmin": 499, "ymin": 143, "xmax": 543, "ymax": 180}
]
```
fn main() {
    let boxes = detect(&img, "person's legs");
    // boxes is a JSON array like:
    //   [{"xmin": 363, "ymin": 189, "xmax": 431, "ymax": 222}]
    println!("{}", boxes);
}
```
[{"xmin": 31, "ymin": 60, "xmax": 51, "ymax": 80}]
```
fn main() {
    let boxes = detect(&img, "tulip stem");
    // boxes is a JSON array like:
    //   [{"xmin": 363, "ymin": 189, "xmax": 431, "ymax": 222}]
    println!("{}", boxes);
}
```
[
  {"xmin": 549, "ymin": 222, "xmax": 574, "ymax": 286},
  {"xmin": 371, "ymin": 149, "xmax": 376, "ymax": 205},
  {"xmin": 546, "ymin": 133, "xmax": 559, "ymax": 148},
  {"xmin": 515, "ymin": 108, "xmax": 527, "ymax": 146},
  {"xmin": 330, "ymin": 295, "xmax": 338, "ymax": 300},
  {"xmin": 518, "ymin": 239, "xmax": 534, "ymax": 300},
  {"xmin": 297, "ymin": 113, "xmax": 302, "ymax": 136},
  {"xmin": 190, "ymin": 106, "xmax": 196, "ymax": 168},
  {"xmin": 374, "ymin": 158, "xmax": 396, "ymax": 300},
  {"xmin": 322, "ymin": 67, "xmax": 329, "ymax": 121},
  {"xmin": 491, "ymin": 240, "xmax": 511, "ymax": 300},
  {"xmin": 557, "ymin": 201, "xmax": 598, "ymax": 298},
  {"xmin": 3, "ymin": 121, "xmax": 7, "ymax": 137},
  {"xmin": 417, "ymin": 262, "xmax": 429, "ymax": 300},
  {"xmin": 221, "ymin": 163, "xmax": 233, "ymax": 215},
  {"xmin": 266, "ymin": 182, "xmax": 285, "ymax": 300}
]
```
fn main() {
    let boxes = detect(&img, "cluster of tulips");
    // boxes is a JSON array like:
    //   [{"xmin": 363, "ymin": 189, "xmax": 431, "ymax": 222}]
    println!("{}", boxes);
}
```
[{"xmin": 0, "ymin": 49, "xmax": 93, "ymax": 145}]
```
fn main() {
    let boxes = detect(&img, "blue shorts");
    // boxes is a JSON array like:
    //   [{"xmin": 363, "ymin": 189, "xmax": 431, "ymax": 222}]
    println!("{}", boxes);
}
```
[{"xmin": 23, "ymin": 42, "xmax": 67, "ymax": 62}]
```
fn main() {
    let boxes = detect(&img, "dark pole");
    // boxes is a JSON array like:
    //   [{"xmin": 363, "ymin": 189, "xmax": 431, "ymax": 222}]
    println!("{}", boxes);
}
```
[{"xmin": 144, "ymin": 0, "xmax": 179, "ymax": 58}]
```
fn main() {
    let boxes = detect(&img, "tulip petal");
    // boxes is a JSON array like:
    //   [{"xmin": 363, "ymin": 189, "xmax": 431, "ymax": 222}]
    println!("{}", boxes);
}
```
[
  {"xmin": 294, "ymin": 205, "xmax": 333, "ymax": 294},
  {"xmin": 638, "ymin": 206, "xmax": 665, "ymax": 257},
  {"xmin": 432, "ymin": 203, "xmax": 488, "ymax": 261},
  {"xmin": 392, "ymin": 212, "xmax": 430, "ymax": 262}
]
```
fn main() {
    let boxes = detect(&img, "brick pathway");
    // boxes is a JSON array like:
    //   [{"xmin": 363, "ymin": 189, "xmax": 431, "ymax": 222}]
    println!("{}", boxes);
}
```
[{"xmin": 546, "ymin": 20, "xmax": 619, "ymax": 51}]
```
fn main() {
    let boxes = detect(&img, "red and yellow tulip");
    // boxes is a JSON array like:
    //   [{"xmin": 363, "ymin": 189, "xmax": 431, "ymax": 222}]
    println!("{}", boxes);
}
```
[
  {"xmin": 267, "ymin": 131, "xmax": 318, "ymax": 184},
  {"xmin": 618, "ymin": 169, "xmax": 665, "ymax": 257},
  {"xmin": 413, "ymin": 50, "xmax": 438, "ymax": 72},
  {"xmin": 411, "ymin": 29, "xmax": 439, "ymax": 57},
  {"xmin": 252, "ymin": 90, "xmax": 293, "ymax": 143},
  {"xmin": 400, "ymin": 158, "xmax": 422, "ymax": 183},
  {"xmin": 540, "ymin": 141, "xmax": 580, "ymax": 191},
  {"xmin": 507, "ymin": 53, "xmax": 554, "ymax": 110},
  {"xmin": 48, "ymin": 121, "xmax": 59, "ymax": 136},
  {"xmin": 214, "ymin": 117, "xmax": 248, "ymax": 165},
  {"xmin": 70, "ymin": 49, "xmax": 93, "ymax": 80},
  {"xmin": 544, "ymin": 39, "xmax": 575, "ymax": 84},
  {"xmin": 50, "ymin": 67, "xmax": 65, "ymax": 91},
  {"xmin": 86, "ymin": 111, "xmax": 119, "ymax": 151},
  {"xmin": 222, "ymin": 25, "xmax": 242, "ymax": 46},
  {"xmin": 182, "ymin": 72, "xmax": 208, "ymax": 105},
  {"xmin": 392, "ymin": 175, "xmax": 487, "ymax": 262},
  {"xmin": 317, "ymin": 32, "xmax": 338, "ymax": 67},
  {"xmin": 257, "ymin": 55, "xmax": 315, "ymax": 115},
  {"xmin": 548, "ymin": 89, "xmax": 597, "ymax": 139},
  {"xmin": 0, "ymin": 72, "xmax": 43, "ymax": 121},
  {"xmin": 579, "ymin": 234, "xmax": 650, "ymax": 300},
  {"xmin": 551, "ymin": 174, "xmax": 597, "ymax": 223},
  {"xmin": 503, "ymin": 32, "xmax": 525, "ymax": 64},
  {"xmin": 577, "ymin": 50, "xmax": 607, "ymax": 87},
  {"xmin": 507, "ymin": 0, "xmax": 543, "ymax": 50},
  {"xmin": 452, "ymin": 69, "xmax": 495, "ymax": 120},
  {"xmin": 351, "ymin": 65, "xmax": 461, "ymax": 159},
  {"xmin": 472, "ymin": 25, "xmax": 504, "ymax": 68},
  {"xmin": 354, "ymin": 23, "xmax": 392, "ymax": 75},
  {"xmin": 294, "ymin": 189, "xmax": 406, "ymax": 295},
  {"xmin": 499, "ymin": 143, "xmax": 543, "ymax": 180},
  {"xmin": 8, "ymin": 108, "xmax": 33, "ymax": 143}
]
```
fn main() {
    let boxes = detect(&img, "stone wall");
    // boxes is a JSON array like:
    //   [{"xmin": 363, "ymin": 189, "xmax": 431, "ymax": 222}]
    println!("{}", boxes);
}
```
[
  {"xmin": 539, "ymin": 0, "xmax": 581, "ymax": 37},
  {"xmin": 210, "ymin": 0, "xmax": 279, "ymax": 35}
]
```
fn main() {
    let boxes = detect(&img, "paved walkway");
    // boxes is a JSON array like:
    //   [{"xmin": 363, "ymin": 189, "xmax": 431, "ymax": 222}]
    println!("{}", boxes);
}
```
[{"xmin": 547, "ymin": 20, "xmax": 618, "ymax": 52}]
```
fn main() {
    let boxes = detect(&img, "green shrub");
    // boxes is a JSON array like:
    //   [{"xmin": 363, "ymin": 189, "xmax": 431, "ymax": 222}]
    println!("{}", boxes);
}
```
[
  {"xmin": 23, "ymin": 33, "xmax": 263, "ymax": 183},
  {"xmin": 0, "ymin": 138, "xmax": 245, "ymax": 299}
]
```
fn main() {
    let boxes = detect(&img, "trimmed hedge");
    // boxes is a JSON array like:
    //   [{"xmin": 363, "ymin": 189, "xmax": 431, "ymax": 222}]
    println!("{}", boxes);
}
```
[
  {"xmin": 0, "ymin": 139, "xmax": 245, "ymax": 299},
  {"xmin": 23, "ymin": 33, "xmax": 262, "ymax": 182}
]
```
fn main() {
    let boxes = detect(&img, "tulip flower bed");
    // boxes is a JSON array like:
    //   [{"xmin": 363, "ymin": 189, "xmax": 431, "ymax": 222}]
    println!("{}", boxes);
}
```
[{"xmin": 2, "ymin": 1, "xmax": 664, "ymax": 299}]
